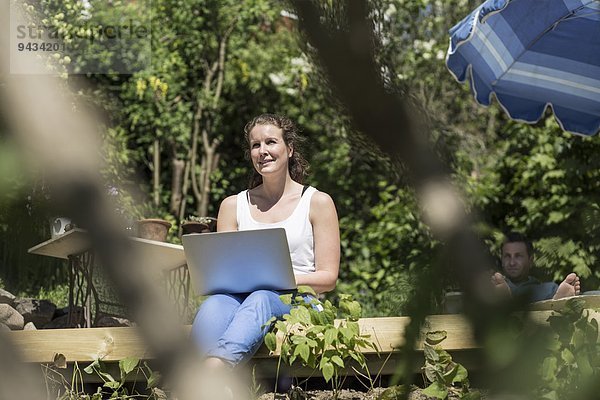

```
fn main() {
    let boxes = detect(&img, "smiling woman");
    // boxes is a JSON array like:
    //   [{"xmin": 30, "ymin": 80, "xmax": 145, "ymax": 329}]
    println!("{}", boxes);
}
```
[
  {"xmin": 243, "ymin": 113, "xmax": 309, "ymax": 190},
  {"xmin": 190, "ymin": 113, "xmax": 340, "ymax": 370}
]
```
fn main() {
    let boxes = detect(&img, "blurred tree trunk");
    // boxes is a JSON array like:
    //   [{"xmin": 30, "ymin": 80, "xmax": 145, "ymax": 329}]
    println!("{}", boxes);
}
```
[
  {"xmin": 153, "ymin": 138, "xmax": 160, "ymax": 208},
  {"xmin": 179, "ymin": 21, "xmax": 235, "ymax": 219},
  {"xmin": 170, "ymin": 158, "xmax": 185, "ymax": 215}
]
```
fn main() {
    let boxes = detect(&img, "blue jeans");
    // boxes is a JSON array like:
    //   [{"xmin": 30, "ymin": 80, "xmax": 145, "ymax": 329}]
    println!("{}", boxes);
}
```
[{"xmin": 191, "ymin": 290, "xmax": 293, "ymax": 366}]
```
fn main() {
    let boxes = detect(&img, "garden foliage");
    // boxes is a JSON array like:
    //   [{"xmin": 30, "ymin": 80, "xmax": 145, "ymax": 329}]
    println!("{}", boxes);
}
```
[
  {"xmin": 264, "ymin": 286, "xmax": 378, "ymax": 395},
  {"xmin": 421, "ymin": 331, "xmax": 479, "ymax": 400},
  {"xmin": 537, "ymin": 298, "xmax": 600, "ymax": 399}
]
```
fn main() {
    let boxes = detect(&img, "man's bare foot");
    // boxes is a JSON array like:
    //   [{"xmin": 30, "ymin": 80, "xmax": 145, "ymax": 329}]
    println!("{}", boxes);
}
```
[
  {"xmin": 491, "ymin": 272, "xmax": 512, "ymax": 298},
  {"xmin": 552, "ymin": 272, "xmax": 581, "ymax": 300}
]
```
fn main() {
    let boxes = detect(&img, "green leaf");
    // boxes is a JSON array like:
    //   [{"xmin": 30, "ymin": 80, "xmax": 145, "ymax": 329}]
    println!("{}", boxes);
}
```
[
  {"xmin": 274, "ymin": 321, "xmax": 287, "ymax": 332},
  {"xmin": 349, "ymin": 351, "xmax": 365, "ymax": 366},
  {"xmin": 264, "ymin": 332, "xmax": 277, "ymax": 352},
  {"xmin": 347, "ymin": 321, "xmax": 360, "ymax": 336},
  {"xmin": 540, "ymin": 390, "xmax": 558, "ymax": 400},
  {"xmin": 452, "ymin": 364, "xmax": 468, "ymax": 383},
  {"xmin": 426, "ymin": 331, "xmax": 447, "ymax": 345},
  {"xmin": 424, "ymin": 365, "xmax": 437, "ymax": 383},
  {"xmin": 293, "ymin": 306, "xmax": 312, "ymax": 324},
  {"xmin": 104, "ymin": 381, "xmax": 121, "ymax": 390},
  {"xmin": 146, "ymin": 370, "xmax": 161, "ymax": 389},
  {"xmin": 340, "ymin": 327, "xmax": 355, "ymax": 340},
  {"xmin": 297, "ymin": 285, "xmax": 316, "ymax": 296},
  {"xmin": 321, "ymin": 361, "xmax": 334, "ymax": 382},
  {"xmin": 461, "ymin": 391, "xmax": 481, "ymax": 400},
  {"xmin": 324, "ymin": 328, "xmax": 338, "ymax": 348},
  {"xmin": 561, "ymin": 348, "xmax": 575, "ymax": 364},
  {"xmin": 98, "ymin": 371, "xmax": 116, "ymax": 383},
  {"xmin": 574, "ymin": 351, "xmax": 594, "ymax": 377},
  {"xmin": 295, "ymin": 343, "xmax": 310, "ymax": 363},
  {"xmin": 331, "ymin": 355, "xmax": 344, "ymax": 368},
  {"xmin": 422, "ymin": 381, "xmax": 448, "ymax": 399},
  {"xmin": 540, "ymin": 356, "xmax": 558, "ymax": 381},
  {"xmin": 279, "ymin": 293, "xmax": 293, "ymax": 305},
  {"xmin": 119, "ymin": 357, "xmax": 139, "ymax": 377},
  {"xmin": 378, "ymin": 386, "xmax": 408, "ymax": 399},
  {"xmin": 424, "ymin": 345, "xmax": 439, "ymax": 363},
  {"xmin": 83, "ymin": 360, "xmax": 99, "ymax": 375},
  {"xmin": 340, "ymin": 300, "xmax": 362, "ymax": 319}
]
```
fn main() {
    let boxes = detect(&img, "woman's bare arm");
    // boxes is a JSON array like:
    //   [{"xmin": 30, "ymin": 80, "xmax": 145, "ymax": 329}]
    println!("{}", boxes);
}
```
[
  {"xmin": 295, "ymin": 191, "xmax": 340, "ymax": 293},
  {"xmin": 216, "ymin": 195, "xmax": 238, "ymax": 232}
]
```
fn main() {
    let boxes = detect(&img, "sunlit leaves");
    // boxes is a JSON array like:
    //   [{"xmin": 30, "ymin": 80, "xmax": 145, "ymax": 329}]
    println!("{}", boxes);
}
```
[
  {"xmin": 422, "ymin": 330, "xmax": 480, "ymax": 399},
  {"xmin": 266, "ymin": 293, "xmax": 378, "ymax": 392}
]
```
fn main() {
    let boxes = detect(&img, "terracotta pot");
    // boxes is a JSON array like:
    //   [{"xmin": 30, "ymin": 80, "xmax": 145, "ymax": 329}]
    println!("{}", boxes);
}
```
[
  {"xmin": 181, "ymin": 217, "xmax": 217, "ymax": 235},
  {"xmin": 136, "ymin": 219, "xmax": 172, "ymax": 242}
]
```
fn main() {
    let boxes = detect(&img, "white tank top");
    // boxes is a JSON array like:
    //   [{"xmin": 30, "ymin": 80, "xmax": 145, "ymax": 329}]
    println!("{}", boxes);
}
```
[{"xmin": 236, "ymin": 186, "xmax": 317, "ymax": 275}]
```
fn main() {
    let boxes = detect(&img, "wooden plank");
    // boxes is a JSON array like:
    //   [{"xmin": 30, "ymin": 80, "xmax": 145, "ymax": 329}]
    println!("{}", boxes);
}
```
[
  {"xmin": 11, "ymin": 310, "xmax": 596, "ymax": 366},
  {"xmin": 529, "ymin": 294, "xmax": 600, "ymax": 312},
  {"xmin": 10, "ymin": 310, "xmax": 599, "ymax": 383},
  {"xmin": 8, "ymin": 316, "xmax": 477, "ymax": 364},
  {"xmin": 7, "ymin": 326, "xmax": 154, "ymax": 363}
]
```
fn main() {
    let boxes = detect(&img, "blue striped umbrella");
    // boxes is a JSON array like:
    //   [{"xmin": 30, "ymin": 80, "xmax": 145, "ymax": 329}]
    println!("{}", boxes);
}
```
[{"xmin": 446, "ymin": 0, "xmax": 600, "ymax": 136}]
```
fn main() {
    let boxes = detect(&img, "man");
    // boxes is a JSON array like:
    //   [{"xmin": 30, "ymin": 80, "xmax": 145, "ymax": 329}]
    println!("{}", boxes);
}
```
[{"xmin": 491, "ymin": 232, "xmax": 581, "ymax": 302}]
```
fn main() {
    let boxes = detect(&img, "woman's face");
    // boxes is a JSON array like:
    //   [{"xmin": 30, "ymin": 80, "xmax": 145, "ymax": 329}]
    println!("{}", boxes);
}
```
[{"xmin": 248, "ymin": 124, "xmax": 292, "ymax": 178}]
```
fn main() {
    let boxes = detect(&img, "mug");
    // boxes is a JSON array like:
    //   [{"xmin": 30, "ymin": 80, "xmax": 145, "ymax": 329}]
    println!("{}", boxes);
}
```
[{"xmin": 51, "ymin": 217, "xmax": 72, "ymax": 238}]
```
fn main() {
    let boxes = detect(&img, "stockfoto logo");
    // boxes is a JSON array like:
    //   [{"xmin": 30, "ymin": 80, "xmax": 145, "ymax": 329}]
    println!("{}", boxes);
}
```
[
  {"xmin": 10, "ymin": 1, "xmax": 152, "ymax": 75},
  {"xmin": 15, "ymin": 19, "xmax": 150, "ymax": 43}
]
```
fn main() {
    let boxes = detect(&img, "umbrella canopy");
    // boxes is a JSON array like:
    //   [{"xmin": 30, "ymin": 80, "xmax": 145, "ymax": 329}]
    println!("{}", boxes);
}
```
[{"xmin": 446, "ymin": 0, "xmax": 600, "ymax": 136}]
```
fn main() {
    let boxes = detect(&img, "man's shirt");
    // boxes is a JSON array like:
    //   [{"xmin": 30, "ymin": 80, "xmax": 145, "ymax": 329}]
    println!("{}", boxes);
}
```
[{"xmin": 506, "ymin": 276, "xmax": 558, "ymax": 302}]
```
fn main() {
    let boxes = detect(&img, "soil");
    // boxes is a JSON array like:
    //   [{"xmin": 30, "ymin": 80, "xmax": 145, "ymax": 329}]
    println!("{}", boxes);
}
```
[{"xmin": 256, "ymin": 386, "xmax": 481, "ymax": 400}]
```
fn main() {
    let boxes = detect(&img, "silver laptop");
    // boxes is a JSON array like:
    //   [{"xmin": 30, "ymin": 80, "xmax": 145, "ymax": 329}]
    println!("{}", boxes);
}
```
[{"xmin": 182, "ymin": 228, "xmax": 297, "ymax": 295}]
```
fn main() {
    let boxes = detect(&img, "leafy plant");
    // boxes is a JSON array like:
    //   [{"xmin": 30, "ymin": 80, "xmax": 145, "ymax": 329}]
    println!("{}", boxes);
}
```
[
  {"xmin": 264, "ymin": 287, "xmax": 378, "ymax": 397},
  {"xmin": 537, "ymin": 298, "xmax": 600, "ymax": 399},
  {"xmin": 83, "ymin": 357, "xmax": 166, "ymax": 399},
  {"xmin": 42, "ymin": 355, "xmax": 94, "ymax": 400},
  {"xmin": 421, "ymin": 331, "xmax": 480, "ymax": 399},
  {"xmin": 183, "ymin": 215, "xmax": 217, "ymax": 225}
]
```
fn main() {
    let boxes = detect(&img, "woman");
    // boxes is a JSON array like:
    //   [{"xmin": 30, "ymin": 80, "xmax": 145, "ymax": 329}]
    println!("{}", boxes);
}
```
[{"xmin": 191, "ymin": 113, "xmax": 340, "ymax": 368}]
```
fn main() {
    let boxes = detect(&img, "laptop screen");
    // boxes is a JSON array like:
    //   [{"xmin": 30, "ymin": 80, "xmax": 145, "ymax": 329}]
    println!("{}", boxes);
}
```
[{"xmin": 182, "ymin": 228, "xmax": 297, "ymax": 295}]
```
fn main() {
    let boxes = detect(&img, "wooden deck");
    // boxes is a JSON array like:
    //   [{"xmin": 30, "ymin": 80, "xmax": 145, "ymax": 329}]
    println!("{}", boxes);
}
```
[
  {"xmin": 7, "ymin": 303, "xmax": 599, "ymax": 379},
  {"xmin": 7, "ymin": 315, "xmax": 476, "ymax": 364},
  {"xmin": 7, "ymin": 314, "xmax": 481, "ymax": 379}
]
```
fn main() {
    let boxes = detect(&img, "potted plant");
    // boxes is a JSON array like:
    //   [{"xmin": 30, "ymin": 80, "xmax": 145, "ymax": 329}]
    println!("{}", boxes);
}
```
[
  {"xmin": 136, "ymin": 218, "xmax": 172, "ymax": 242},
  {"xmin": 181, "ymin": 216, "xmax": 217, "ymax": 235}
]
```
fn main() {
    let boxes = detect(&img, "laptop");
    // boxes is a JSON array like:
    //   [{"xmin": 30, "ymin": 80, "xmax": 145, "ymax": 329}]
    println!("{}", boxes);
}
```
[{"xmin": 182, "ymin": 228, "xmax": 297, "ymax": 295}]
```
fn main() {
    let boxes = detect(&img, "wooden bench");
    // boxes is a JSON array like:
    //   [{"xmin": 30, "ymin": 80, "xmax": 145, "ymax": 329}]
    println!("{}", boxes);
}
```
[
  {"xmin": 8, "ymin": 307, "xmax": 599, "ymax": 381},
  {"xmin": 2, "ymin": 314, "xmax": 496, "ymax": 380}
]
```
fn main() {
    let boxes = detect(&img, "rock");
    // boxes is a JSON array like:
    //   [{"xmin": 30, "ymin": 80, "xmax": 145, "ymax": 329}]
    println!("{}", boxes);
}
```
[
  {"xmin": 24, "ymin": 322, "xmax": 37, "ymax": 330},
  {"xmin": 53, "ymin": 306, "xmax": 82, "ymax": 320},
  {"xmin": 0, "ymin": 288, "xmax": 16, "ymax": 306},
  {"xmin": 0, "ymin": 304, "xmax": 24, "ymax": 330},
  {"xmin": 44, "ymin": 314, "xmax": 70, "ymax": 329},
  {"xmin": 44, "ymin": 308, "xmax": 85, "ymax": 329},
  {"xmin": 14, "ymin": 298, "xmax": 56, "ymax": 327},
  {"xmin": 95, "ymin": 315, "xmax": 133, "ymax": 327},
  {"xmin": 0, "ymin": 322, "xmax": 11, "ymax": 332}
]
